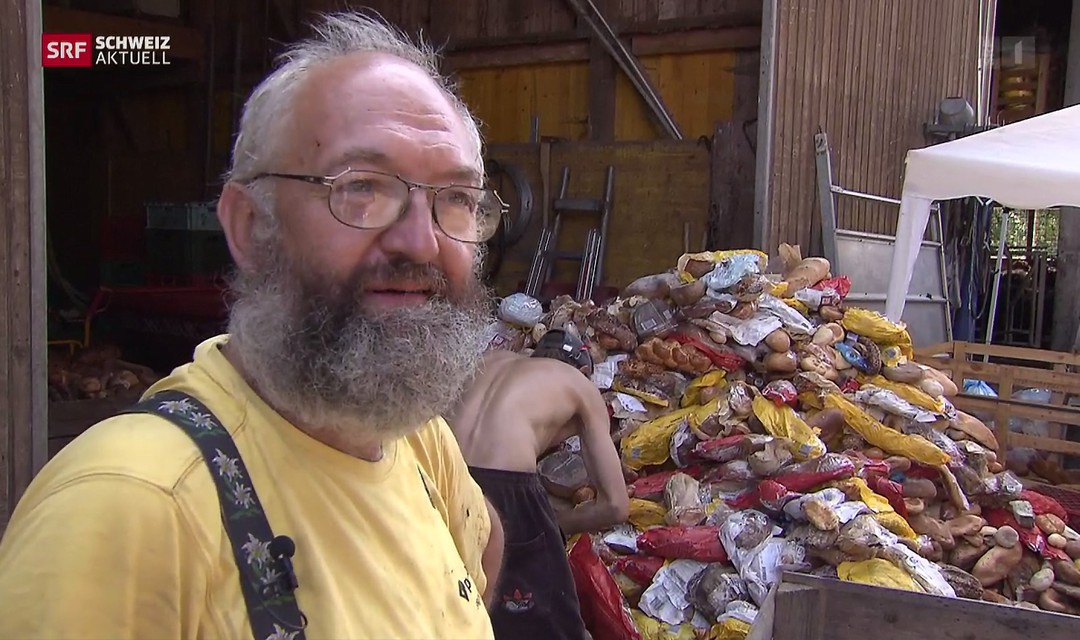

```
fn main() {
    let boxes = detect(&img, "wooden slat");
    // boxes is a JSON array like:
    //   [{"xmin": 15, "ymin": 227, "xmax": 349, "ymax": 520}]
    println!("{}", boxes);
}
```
[
  {"xmin": 769, "ymin": 573, "xmax": 1080, "ymax": 640},
  {"xmin": 1, "ymin": 0, "xmax": 49, "ymax": 530},
  {"xmin": 1009, "ymin": 433, "xmax": 1080, "ymax": 457},
  {"xmin": 630, "ymin": 26, "xmax": 761, "ymax": 55}
]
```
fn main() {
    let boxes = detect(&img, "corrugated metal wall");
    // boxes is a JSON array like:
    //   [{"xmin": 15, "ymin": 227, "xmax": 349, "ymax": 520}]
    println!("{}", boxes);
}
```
[{"xmin": 765, "ymin": 0, "xmax": 982, "ymax": 252}]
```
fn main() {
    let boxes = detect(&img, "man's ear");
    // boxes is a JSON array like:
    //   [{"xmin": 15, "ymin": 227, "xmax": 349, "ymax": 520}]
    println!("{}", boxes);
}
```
[{"xmin": 217, "ymin": 181, "xmax": 260, "ymax": 272}]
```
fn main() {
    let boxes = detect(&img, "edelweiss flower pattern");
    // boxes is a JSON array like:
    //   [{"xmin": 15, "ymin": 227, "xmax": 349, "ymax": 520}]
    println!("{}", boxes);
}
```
[
  {"xmin": 212, "ymin": 449, "xmax": 258, "ymax": 516},
  {"xmin": 126, "ymin": 390, "xmax": 307, "ymax": 640}
]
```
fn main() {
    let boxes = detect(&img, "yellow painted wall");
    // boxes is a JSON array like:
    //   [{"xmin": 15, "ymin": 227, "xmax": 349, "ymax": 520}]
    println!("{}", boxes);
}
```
[
  {"xmin": 456, "ymin": 62, "xmax": 591, "ymax": 143},
  {"xmin": 456, "ymin": 51, "xmax": 738, "ymax": 144}
]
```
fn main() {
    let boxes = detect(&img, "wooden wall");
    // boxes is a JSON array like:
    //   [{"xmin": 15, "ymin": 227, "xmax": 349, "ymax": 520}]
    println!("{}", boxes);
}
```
[
  {"xmin": 306, "ymin": 0, "xmax": 763, "ymax": 42},
  {"xmin": 456, "ymin": 51, "xmax": 740, "ymax": 143},
  {"xmin": 486, "ymin": 141, "xmax": 712, "ymax": 293},
  {"xmin": 763, "ymin": 0, "xmax": 983, "ymax": 252}
]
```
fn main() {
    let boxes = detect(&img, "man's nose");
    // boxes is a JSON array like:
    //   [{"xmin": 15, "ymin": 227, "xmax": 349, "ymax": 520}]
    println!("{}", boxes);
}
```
[{"xmin": 377, "ymin": 188, "xmax": 440, "ymax": 264}]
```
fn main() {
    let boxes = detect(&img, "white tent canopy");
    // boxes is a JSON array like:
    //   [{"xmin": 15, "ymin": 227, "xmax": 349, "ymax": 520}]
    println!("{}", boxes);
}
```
[{"xmin": 886, "ymin": 104, "xmax": 1080, "ymax": 321}]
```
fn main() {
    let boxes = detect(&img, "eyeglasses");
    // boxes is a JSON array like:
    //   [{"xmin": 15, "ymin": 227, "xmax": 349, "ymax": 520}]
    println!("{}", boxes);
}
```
[{"xmin": 250, "ymin": 168, "xmax": 508, "ymax": 243}]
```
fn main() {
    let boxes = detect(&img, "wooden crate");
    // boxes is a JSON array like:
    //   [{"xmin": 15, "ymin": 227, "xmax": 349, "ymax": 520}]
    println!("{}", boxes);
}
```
[
  {"xmin": 748, "ymin": 572, "xmax": 1080, "ymax": 640},
  {"xmin": 913, "ymin": 341, "xmax": 1080, "ymax": 464}
]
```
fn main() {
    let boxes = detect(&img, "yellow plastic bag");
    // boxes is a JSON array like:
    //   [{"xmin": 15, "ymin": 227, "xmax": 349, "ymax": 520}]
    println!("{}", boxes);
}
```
[
  {"xmin": 875, "ymin": 512, "xmax": 918, "ymax": 540},
  {"xmin": 708, "ymin": 618, "xmax": 752, "ymax": 640},
  {"xmin": 823, "ymin": 394, "xmax": 950, "ymax": 466},
  {"xmin": 860, "ymin": 375, "xmax": 947, "ymax": 413},
  {"xmin": 614, "ymin": 380, "xmax": 670, "ymax": 408},
  {"xmin": 838, "ymin": 558, "xmax": 922, "ymax": 592},
  {"xmin": 628, "ymin": 498, "xmax": 668, "ymax": 529},
  {"xmin": 621, "ymin": 407, "xmax": 696, "ymax": 470},
  {"xmin": 752, "ymin": 395, "xmax": 827, "ymax": 459},
  {"xmin": 831, "ymin": 477, "xmax": 893, "ymax": 514},
  {"xmin": 682, "ymin": 371, "xmax": 727, "ymax": 407},
  {"xmin": 841, "ymin": 308, "xmax": 914, "ymax": 358},
  {"xmin": 633, "ymin": 610, "xmax": 698, "ymax": 640},
  {"xmin": 782, "ymin": 297, "xmax": 810, "ymax": 316}
]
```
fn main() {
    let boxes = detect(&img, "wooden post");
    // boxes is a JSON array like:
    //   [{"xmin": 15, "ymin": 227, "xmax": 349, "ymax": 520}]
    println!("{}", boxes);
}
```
[
  {"xmin": 1052, "ymin": 0, "xmax": 1080, "ymax": 352},
  {"xmin": 0, "ymin": 0, "xmax": 49, "ymax": 529},
  {"xmin": 587, "ymin": 36, "xmax": 616, "ymax": 142}
]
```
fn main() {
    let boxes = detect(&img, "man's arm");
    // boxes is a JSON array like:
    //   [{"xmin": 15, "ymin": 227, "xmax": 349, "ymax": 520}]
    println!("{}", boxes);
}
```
[
  {"xmin": 481, "ymin": 497, "xmax": 504, "ymax": 606},
  {"xmin": 556, "ymin": 374, "xmax": 630, "ymax": 536}
]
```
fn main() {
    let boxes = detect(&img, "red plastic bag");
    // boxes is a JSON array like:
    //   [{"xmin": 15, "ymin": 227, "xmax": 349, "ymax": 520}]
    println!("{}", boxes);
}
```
[
  {"xmin": 1021, "ymin": 490, "xmax": 1070, "ymax": 522},
  {"xmin": 865, "ymin": 474, "xmax": 908, "ymax": 518},
  {"xmin": 669, "ymin": 333, "xmax": 746, "ymax": 372},
  {"xmin": 758, "ymin": 479, "xmax": 798, "ymax": 513},
  {"xmin": 983, "ymin": 509, "xmax": 1070, "ymax": 561},
  {"xmin": 812, "ymin": 276, "xmax": 851, "ymax": 299},
  {"xmin": 692, "ymin": 435, "xmax": 749, "ymax": 463},
  {"xmin": 629, "ymin": 466, "xmax": 705, "ymax": 500},
  {"xmin": 636, "ymin": 526, "xmax": 729, "ymax": 563},
  {"xmin": 611, "ymin": 555, "xmax": 666, "ymax": 586},
  {"xmin": 763, "ymin": 380, "xmax": 798, "ymax": 407},
  {"xmin": 771, "ymin": 454, "xmax": 856, "ymax": 493},
  {"xmin": 568, "ymin": 534, "xmax": 643, "ymax": 640}
]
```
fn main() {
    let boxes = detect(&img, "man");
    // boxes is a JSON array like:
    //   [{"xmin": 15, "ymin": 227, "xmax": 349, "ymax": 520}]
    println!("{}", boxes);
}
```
[
  {"xmin": 446, "ymin": 329, "xmax": 630, "ymax": 640},
  {"xmin": 0, "ymin": 13, "xmax": 504, "ymax": 639}
]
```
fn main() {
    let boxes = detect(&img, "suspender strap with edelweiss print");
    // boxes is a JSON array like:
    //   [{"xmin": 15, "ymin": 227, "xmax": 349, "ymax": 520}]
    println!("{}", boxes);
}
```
[{"xmin": 121, "ymin": 389, "xmax": 308, "ymax": 640}]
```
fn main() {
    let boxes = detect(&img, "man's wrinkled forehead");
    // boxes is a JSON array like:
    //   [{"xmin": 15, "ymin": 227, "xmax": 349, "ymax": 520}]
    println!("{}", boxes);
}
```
[
  {"xmin": 285, "ymin": 53, "xmax": 480, "ymax": 178},
  {"xmin": 326, "ymin": 147, "xmax": 482, "ymax": 186}
]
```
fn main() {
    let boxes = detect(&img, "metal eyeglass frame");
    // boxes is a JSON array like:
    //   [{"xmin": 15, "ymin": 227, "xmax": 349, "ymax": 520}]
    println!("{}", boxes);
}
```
[{"xmin": 248, "ymin": 168, "xmax": 509, "ymax": 244}]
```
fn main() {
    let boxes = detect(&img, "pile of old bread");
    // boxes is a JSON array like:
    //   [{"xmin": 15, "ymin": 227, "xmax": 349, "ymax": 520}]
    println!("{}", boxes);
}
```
[{"xmin": 498, "ymin": 247, "xmax": 1080, "ymax": 639}]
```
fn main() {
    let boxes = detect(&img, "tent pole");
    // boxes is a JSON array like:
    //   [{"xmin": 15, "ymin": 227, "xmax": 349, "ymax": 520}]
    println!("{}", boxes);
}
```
[{"xmin": 984, "ymin": 209, "xmax": 1010, "ymax": 362}]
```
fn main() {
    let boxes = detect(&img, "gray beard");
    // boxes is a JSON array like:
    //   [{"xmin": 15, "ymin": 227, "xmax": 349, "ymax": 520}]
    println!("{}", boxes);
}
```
[{"xmin": 226, "ymin": 233, "xmax": 493, "ymax": 443}]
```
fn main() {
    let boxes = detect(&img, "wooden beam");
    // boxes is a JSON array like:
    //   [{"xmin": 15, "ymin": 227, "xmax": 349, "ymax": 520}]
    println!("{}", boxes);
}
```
[
  {"xmin": 445, "ymin": 41, "xmax": 589, "ymax": 70},
  {"xmin": 42, "ymin": 6, "xmax": 205, "ymax": 62},
  {"xmin": 444, "ymin": 26, "xmax": 762, "ymax": 71},
  {"xmin": 587, "ymin": 37, "xmax": 616, "ymax": 141},
  {"xmin": 631, "ymin": 26, "xmax": 762, "ymax": 56},
  {"xmin": 1, "ymin": 0, "xmax": 49, "ymax": 529}
]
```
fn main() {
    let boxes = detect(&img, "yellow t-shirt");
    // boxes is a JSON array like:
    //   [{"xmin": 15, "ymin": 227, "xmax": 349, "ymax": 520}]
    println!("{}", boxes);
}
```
[{"xmin": 0, "ymin": 336, "xmax": 494, "ymax": 640}]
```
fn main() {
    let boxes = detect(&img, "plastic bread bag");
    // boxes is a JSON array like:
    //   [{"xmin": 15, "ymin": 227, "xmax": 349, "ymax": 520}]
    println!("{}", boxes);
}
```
[
  {"xmin": 638, "ymin": 559, "xmax": 711, "ymax": 627},
  {"xmin": 694, "ymin": 252, "xmax": 768, "ymax": 292},
  {"xmin": 757, "ymin": 294, "xmax": 815, "ymax": 336},
  {"xmin": 567, "ymin": 534, "xmax": 643, "ymax": 640},
  {"xmin": 497, "ymin": 293, "xmax": 544, "ymax": 327},
  {"xmin": 880, "ymin": 542, "xmax": 956, "ymax": 597},
  {"xmin": 703, "ymin": 311, "xmax": 782, "ymax": 347},
  {"xmin": 664, "ymin": 473, "xmax": 706, "ymax": 527},
  {"xmin": 853, "ymin": 385, "xmax": 940, "ymax": 423},
  {"xmin": 637, "ymin": 526, "xmax": 730, "ymax": 564},
  {"xmin": 837, "ymin": 558, "xmax": 922, "ymax": 592},
  {"xmin": 631, "ymin": 610, "xmax": 698, "ymax": 640},
  {"xmin": 751, "ymin": 395, "xmax": 827, "ymax": 460},
  {"xmin": 689, "ymin": 564, "xmax": 750, "ymax": 622},
  {"xmin": 621, "ymin": 407, "xmax": 697, "ymax": 470},
  {"xmin": 739, "ymin": 537, "xmax": 798, "ymax": 606},
  {"xmin": 782, "ymin": 488, "xmax": 846, "ymax": 524},
  {"xmin": 669, "ymin": 421, "xmax": 698, "ymax": 470}
]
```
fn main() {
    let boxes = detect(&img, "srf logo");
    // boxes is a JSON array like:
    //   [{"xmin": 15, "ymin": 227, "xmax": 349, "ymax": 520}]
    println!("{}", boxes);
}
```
[{"xmin": 42, "ymin": 34, "xmax": 93, "ymax": 67}]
